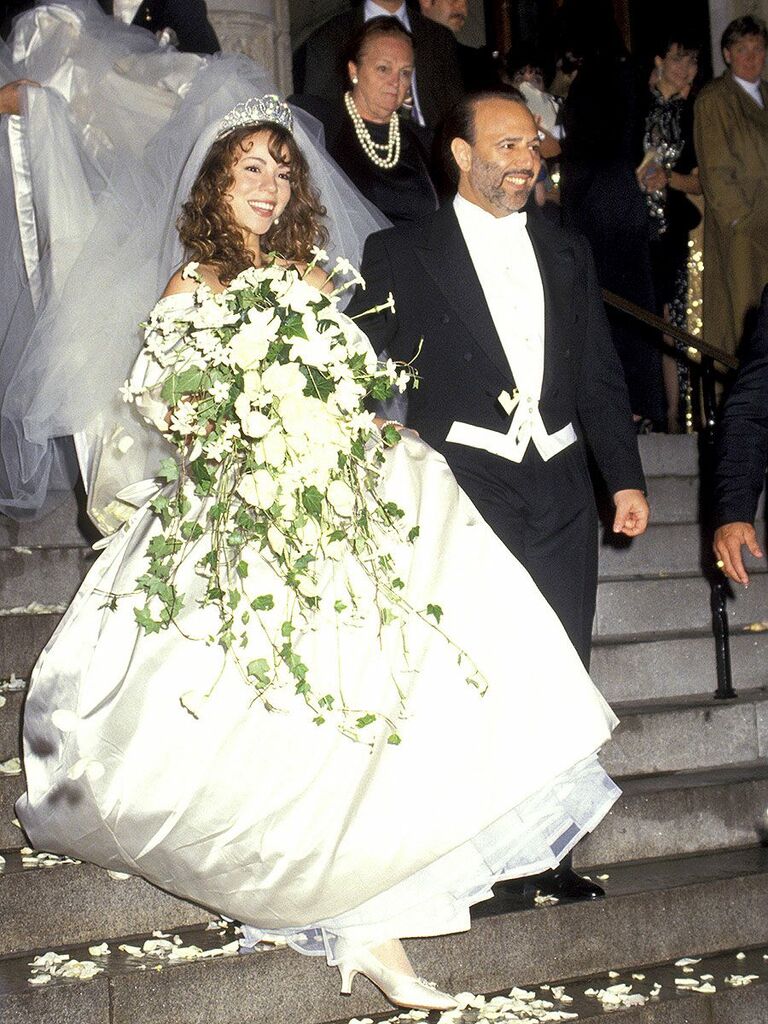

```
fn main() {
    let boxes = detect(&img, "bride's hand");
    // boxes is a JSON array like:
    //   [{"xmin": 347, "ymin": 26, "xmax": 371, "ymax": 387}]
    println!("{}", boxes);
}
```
[
  {"xmin": 373, "ymin": 416, "xmax": 418, "ymax": 437},
  {"xmin": 0, "ymin": 80, "xmax": 41, "ymax": 117}
]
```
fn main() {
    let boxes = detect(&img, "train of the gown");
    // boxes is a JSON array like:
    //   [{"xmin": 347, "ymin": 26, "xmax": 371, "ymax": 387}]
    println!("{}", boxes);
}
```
[{"xmin": 18, "ymin": 432, "xmax": 619, "ymax": 954}]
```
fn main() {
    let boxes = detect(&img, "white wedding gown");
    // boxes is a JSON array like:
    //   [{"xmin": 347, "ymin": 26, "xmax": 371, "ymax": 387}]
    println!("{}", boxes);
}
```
[
  {"xmin": 8, "ymin": 1, "xmax": 619, "ymax": 958},
  {"xmin": 18, "ymin": 295, "xmax": 620, "ymax": 955}
]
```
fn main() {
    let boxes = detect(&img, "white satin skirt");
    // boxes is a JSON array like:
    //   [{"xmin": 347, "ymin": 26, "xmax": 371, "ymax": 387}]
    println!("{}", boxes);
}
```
[{"xmin": 18, "ymin": 436, "xmax": 619, "ymax": 954}]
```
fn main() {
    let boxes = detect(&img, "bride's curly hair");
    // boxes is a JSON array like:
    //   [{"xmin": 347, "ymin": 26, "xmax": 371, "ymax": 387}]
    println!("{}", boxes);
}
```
[{"xmin": 178, "ymin": 124, "xmax": 328, "ymax": 284}]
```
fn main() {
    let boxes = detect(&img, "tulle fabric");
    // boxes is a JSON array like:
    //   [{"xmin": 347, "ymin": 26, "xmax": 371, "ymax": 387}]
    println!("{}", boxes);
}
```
[{"xmin": 0, "ymin": 1, "xmax": 388, "ymax": 528}]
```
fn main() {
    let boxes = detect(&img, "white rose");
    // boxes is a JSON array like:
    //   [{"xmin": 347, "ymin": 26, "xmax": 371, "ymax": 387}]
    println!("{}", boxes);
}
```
[
  {"xmin": 275, "ymin": 277, "xmax": 318, "ymax": 311},
  {"xmin": 267, "ymin": 524, "xmax": 285, "ymax": 555},
  {"xmin": 327, "ymin": 479, "xmax": 356, "ymax": 517},
  {"xmin": 234, "ymin": 392, "xmax": 251, "ymax": 422},
  {"xmin": 237, "ymin": 469, "xmax": 278, "ymax": 510},
  {"xmin": 279, "ymin": 393, "xmax": 319, "ymax": 436},
  {"xmin": 241, "ymin": 410, "xmax": 272, "ymax": 439},
  {"xmin": 262, "ymin": 361, "xmax": 306, "ymax": 398},
  {"xmin": 260, "ymin": 429, "xmax": 287, "ymax": 468},
  {"xmin": 242, "ymin": 370, "xmax": 263, "ymax": 400},
  {"xmin": 332, "ymin": 377, "xmax": 365, "ymax": 413},
  {"xmin": 231, "ymin": 313, "xmax": 277, "ymax": 369}
]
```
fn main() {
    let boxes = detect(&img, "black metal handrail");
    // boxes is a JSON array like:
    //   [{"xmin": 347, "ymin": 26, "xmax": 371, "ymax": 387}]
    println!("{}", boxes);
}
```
[{"xmin": 601, "ymin": 288, "xmax": 738, "ymax": 701}]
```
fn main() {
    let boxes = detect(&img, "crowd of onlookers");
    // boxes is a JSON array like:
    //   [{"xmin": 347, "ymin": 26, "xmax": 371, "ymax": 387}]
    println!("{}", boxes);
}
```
[
  {"xmin": 289, "ymin": 3, "xmax": 768, "ymax": 435},
  {"xmin": 2, "ymin": 1, "xmax": 767, "ymax": 434}
]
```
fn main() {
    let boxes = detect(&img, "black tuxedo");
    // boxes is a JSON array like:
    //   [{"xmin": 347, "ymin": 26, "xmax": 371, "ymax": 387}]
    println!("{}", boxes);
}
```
[
  {"xmin": 292, "ymin": 5, "xmax": 463, "ymax": 134},
  {"xmin": 96, "ymin": 0, "xmax": 219, "ymax": 53},
  {"xmin": 714, "ymin": 285, "xmax": 768, "ymax": 528},
  {"xmin": 348, "ymin": 202, "xmax": 645, "ymax": 663}
]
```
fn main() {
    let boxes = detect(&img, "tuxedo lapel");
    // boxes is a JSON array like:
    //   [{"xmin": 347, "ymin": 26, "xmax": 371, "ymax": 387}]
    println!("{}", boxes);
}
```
[
  {"xmin": 414, "ymin": 205, "xmax": 513, "ymax": 382},
  {"xmin": 526, "ymin": 211, "xmax": 575, "ymax": 397}
]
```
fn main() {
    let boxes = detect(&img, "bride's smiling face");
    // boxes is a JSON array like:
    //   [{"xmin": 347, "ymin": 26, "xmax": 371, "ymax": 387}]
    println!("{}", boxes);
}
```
[{"xmin": 225, "ymin": 130, "xmax": 292, "ymax": 244}]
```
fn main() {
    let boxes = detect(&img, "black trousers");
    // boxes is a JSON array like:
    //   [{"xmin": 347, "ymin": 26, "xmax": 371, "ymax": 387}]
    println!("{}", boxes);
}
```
[{"xmin": 445, "ymin": 442, "xmax": 598, "ymax": 668}]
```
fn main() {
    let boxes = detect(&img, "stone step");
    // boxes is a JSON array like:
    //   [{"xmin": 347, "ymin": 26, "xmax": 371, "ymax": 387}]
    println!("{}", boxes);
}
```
[
  {"xmin": 0, "ymin": 849, "xmax": 213, "ymax": 958},
  {"xmin": 0, "ymin": 614, "xmax": 61, "ymax": 682},
  {"xmin": 574, "ymin": 760, "xmax": 768, "ymax": 869},
  {"xmin": 0, "ymin": 546, "xmax": 94, "ymax": 613},
  {"xmin": 592, "ymin": 630, "xmax": 768, "ymax": 703},
  {"xmin": 1, "ymin": 847, "xmax": 767, "ymax": 1024},
  {"xmin": 602, "ymin": 688, "xmax": 768, "ymax": 778},
  {"xmin": 641, "ymin": 473, "xmax": 699, "ymax": 524},
  {"xmin": 598, "ymin": 522, "xmax": 704, "ymax": 580},
  {"xmin": 594, "ymin": 571, "xmax": 768, "ymax": 639},
  {"xmin": 637, "ymin": 433, "xmax": 699, "ymax": 478},
  {"xmin": 0, "ymin": 492, "xmax": 91, "ymax": 551}
]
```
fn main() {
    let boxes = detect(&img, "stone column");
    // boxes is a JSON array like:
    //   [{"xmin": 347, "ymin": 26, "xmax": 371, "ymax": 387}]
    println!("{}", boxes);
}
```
[{"xmin": 206, "ymin": 0, "xmax": 293, "ymax": 95}]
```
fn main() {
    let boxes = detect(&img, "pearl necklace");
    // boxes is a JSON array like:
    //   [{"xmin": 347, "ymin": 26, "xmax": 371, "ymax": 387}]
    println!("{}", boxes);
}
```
[{"xmin": 344, "ymin": 91, "xmax": 401, "ymax": 169}]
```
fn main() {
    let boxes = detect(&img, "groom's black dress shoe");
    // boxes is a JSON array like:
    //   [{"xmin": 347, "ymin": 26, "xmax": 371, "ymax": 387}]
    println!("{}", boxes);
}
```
[
  {"xmin": 532, "ymin": 865, "xmax": 605, "ymax": 902},
  {"xmin": 495, "ymin": 866, "xmax": 605, "ymax": 904}
]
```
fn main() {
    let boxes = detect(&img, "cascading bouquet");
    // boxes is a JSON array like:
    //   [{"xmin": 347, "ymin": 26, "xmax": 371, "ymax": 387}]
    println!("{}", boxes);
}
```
[{"xmin": 120, "ymin": 254, "xmax": 477, "ymax": 743}]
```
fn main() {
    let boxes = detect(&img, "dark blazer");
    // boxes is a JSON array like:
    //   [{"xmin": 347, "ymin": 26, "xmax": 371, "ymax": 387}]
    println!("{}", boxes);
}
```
[
  {"xmin": 97, "ymin": 0, "xmax": 219, "ymax": 53},
  {"xmin": 348, "ymin": 201, "xmax": 645, "ymax": 497},
  {"xmin": 714, "ymin": 285, "xmax": 768, "ymax": 527},
  {"xmin": 292, "ymin": 5, "xmax": 462, "ymax": 133}
]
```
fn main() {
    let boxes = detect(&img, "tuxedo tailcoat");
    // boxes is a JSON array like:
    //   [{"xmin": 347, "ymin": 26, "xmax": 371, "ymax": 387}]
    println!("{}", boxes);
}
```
[
  {"xmin": 714, "ymin": 285, "xmax": 768, "ymax": 527},
  {"xmin": 96, "ymin": 0, "xmax": 219, "ymax": 53},
  {"xmin": 292, "ymin": 5, "xmax": 462, "ymax": 134},
  {"xmin": 348, "ymin": 203, "xmax": 646, "ymax": 663}
]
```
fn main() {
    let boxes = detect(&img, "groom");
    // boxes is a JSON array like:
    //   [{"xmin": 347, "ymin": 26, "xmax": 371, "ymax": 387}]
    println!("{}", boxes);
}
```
[{"xmin": 349, "ymin": 90, "xmax": 649, "ymax": 900}]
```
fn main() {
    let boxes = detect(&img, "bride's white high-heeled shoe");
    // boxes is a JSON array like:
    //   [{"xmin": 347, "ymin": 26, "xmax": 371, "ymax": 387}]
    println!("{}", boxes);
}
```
[{"xmin": 336, "ymin": 938, "xmax": 458, "ymax": 1012}]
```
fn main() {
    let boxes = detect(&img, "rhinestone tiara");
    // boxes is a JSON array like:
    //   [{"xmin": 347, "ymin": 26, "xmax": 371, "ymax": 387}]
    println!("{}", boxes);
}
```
[{"xmin": 217, "ymin": 95, "xmax": 294, "ymax": 137}]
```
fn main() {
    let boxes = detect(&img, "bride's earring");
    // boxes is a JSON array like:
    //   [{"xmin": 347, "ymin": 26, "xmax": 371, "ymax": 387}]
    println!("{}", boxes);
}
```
[{"xmin": 351, "ymin": 75, "xmax": 359, "ymax": 85}]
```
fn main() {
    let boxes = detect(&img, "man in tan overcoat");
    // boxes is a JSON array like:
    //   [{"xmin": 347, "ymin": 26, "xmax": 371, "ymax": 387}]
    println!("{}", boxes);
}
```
[{"xmin": 695, "ymin": 15, "xmax": 768, "ymax": 357}]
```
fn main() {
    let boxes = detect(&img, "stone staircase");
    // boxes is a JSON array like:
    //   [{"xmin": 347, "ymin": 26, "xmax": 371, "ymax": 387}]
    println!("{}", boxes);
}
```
[{"xmin": 2, "ymin": 433, "xmax": 768, "ymax": 1023}]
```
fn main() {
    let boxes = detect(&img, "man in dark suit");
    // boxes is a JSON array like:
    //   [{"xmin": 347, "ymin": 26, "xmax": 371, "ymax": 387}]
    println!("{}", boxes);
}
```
[
  {"xmin": 96, "ymin": 0, "xmax": 219, "ymax": 54},
  {"xmin": 293, "ymin": 0, "xmax": 462, "ymax": 134},
  {"xmin": 349, "ymin": 88, "xmax": 649, "ymax": 901},
  {"xmin": 713, "ymin": 285, "xmax": 768, "ymax": 585}
]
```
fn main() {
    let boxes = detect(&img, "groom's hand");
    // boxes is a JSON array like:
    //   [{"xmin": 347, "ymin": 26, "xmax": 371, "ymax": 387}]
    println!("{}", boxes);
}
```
[{"xmin": 612, "ymin": 489, "xmax": 650, "ymax": 537}]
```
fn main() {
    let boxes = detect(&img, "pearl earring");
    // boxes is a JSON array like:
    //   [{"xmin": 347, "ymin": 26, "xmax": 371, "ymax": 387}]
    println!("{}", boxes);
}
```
[{"xmin": 352, "ymin": 75, "xmax": 359, "ymax": 85}]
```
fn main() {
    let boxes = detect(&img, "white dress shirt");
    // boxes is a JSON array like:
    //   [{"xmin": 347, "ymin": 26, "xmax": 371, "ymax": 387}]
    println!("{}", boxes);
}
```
[
  {"xmin": 362, "ymin": 0, "xmax": 425, "ymax": 126},
  {"xmin": 734, "ymin": 74, "xmax": 764, "ymax": 108},
  {"xmin": 446, "ymin": 193, "xmax": 576, "ymax": 463}
]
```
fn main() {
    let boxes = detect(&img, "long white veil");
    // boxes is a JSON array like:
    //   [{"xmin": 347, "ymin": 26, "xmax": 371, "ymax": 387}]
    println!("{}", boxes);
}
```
[{"xmin": 0, "ymin": 2, "xmax": 388, "ymax": 530}]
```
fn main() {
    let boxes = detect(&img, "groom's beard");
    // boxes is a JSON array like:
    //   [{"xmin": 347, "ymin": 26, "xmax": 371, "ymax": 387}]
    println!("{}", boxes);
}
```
[{"xmin": 470, "ymin": 158, "xmax": 535, "ymax": 214}]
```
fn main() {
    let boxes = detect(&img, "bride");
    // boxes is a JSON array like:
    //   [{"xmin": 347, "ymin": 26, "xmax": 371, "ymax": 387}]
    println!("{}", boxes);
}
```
[
  {"xmin": 16, "ymin": 88, "xmax": 621, "ymax": 1011},
  {"xmin": 7, "ymin": 6, "xmax": 619, "ymax": 1013}
]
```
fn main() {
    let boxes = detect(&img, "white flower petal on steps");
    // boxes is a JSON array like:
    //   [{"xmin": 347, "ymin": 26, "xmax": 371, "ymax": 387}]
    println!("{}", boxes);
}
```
[
  {"xmin": 608, "ymin": 970, "xmax": 620, "ymax": 978},
  {"xmin": 88, "ymin": 943, "xmax": 111, "ymax": 957},
  {"xmin": 694, "ymin": 982, "xmax": 716, "ymax": 993},
  {"xmin": 0, "ymin": 695, "xmax": 6, "ymax": 709},
  {"xmin": 596, "ymin": 873, "xmax": 610, "ymax": 880},
  {"xmin": 725, "ymin": 974, "xmax": 759, "ymax": 986},
  {"xmin": 0, "ymin": 757, "xmax": 21, "ymax": 775},
  {"xmin": 632, "ymin": 973, "xmax": 645, "ymax": 980},
  {"xmin": 736, "ymin": 951, "xmax": 747, "ymax": 960},
  {"xmin": 675, "ymin": 978, "xmax": 700, "ymax": 988},
  {"xmin": 29, "ymin": 952, "xmax": 70, "ymax": 968},
  {"xmin": 143, "ymin": 939, "xmax": 174, "ymax": 954},
  {"xmin": 28, "ymin": 974, "xmax": 51, "ymax": 985},
  {"xmin": 0, "ymin": 854, "xmax": 5, "ymax": 870},
  {"xmin": 152, "ymin": 930, "xmax": 171, "ymax": 938},
  {"xmin": 51, "ymin": 709, "xmax": 79, "ymax": 732},
  {"xmin": 675, "ymin": 957, "xmax": 701, "ymax": 966},
  {"xmin": 118, "ymin": 944, "xmax": 145, "ymax": 957},
  {"xmin": 108, "ymin": 870, "xmax": 131, "ymax": 880}
]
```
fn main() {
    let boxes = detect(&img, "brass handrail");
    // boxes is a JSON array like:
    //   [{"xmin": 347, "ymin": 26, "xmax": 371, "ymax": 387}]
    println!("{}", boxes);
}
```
[{"xmin": 602, "ymin": 288, "xmax": 739, "ymax": 371}]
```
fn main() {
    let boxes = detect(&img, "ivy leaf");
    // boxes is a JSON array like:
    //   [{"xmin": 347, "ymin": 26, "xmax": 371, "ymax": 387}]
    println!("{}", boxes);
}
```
[
  {"xmin": 313, "ymin": 715, "xmax": 326, "ymax": 726},
  {"xmin": 134, "ymin": 606, "xmax": 163, "ymax": 634},
  {"xmin": 356, "ymin": 713, "xmax": 376, "ymax": 729},
  {"xmin": 333, "ymin": 600, "xmax": 347, "ymax": 613},
  {"xmin": 381, "ymin": 424, "xmax": 401, "ymax": 447},
  {"xmin": 247, "ymin": 658, "xmax": 271, "ymax": 685},
  {"xmin": 180, "ymin": 521, "xmax": 204, "ymax": 542},
  {"xmin": 301, "ymin": 485, "xmax": 324, "ymax": 518},
  {"xmin": 251, "ymin": 594, "xmax": 275, "ymax": 611},
  {"xmin": 158, "ymin": 458, "xmax": 179, "ymax": 483},
  {"xmin": 426, "ymin": 603, "xmax": 443, "ymax": 624},
  {"xmin": 407, "ymin": 525, "xmax": 420, "ymax": 543},
  {"xmin": 161, "ymin": 367, "xmax": 204, "ymax": 403},
  {"xmin": 236, "ymin": 560, "xmax": 249, "ymax": 579},
  {"xmin": 302, "ymin": 366, "xmax": 334, "ymax": 402},
  {"xmin": 387, "ymin": 732, "xmax": 402, "ymax": 745}
]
